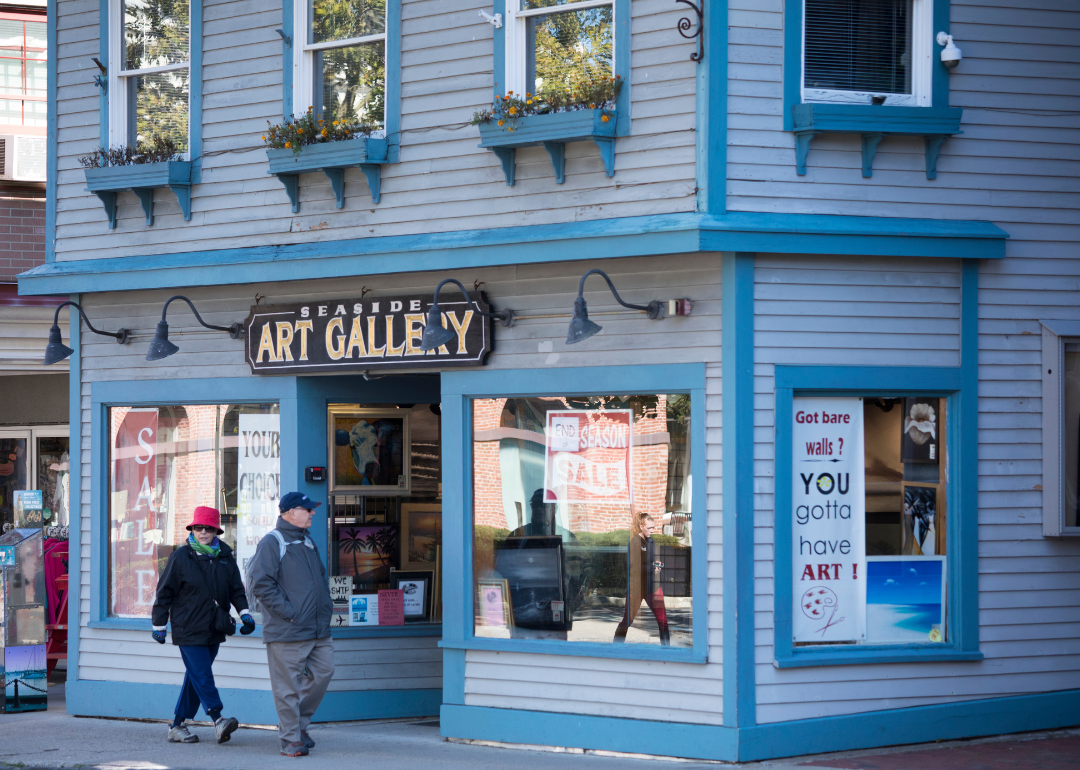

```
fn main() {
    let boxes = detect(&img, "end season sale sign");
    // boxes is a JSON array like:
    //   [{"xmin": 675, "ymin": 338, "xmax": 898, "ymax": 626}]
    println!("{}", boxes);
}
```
[
  {"xmin": 543, "ymin": 409, "xmax": 633, "ymax": 504},
  {"xmin": 792, "ymin": 397, "xmax": 866, "ymax": 642}
]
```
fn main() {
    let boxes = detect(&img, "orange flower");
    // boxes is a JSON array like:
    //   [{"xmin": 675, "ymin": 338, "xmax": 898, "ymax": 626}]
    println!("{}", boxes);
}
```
[
  {"xmin": 601, "ymin": 114, "xmax": 610, "ymax": 122},
  {"xmin": 285, "ymin": 141, "xmax": 291, "ymax": 148}
]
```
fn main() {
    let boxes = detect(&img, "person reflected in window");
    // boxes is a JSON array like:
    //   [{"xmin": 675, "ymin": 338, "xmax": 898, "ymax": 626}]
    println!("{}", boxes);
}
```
[{"xmin": 614, "ymin": 512, "xmax": 670, "ymax": 645}]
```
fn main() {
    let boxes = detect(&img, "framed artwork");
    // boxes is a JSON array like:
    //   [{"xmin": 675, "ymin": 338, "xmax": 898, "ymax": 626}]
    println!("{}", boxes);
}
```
[
  {"xmin": 900, "ymin": 397, "xmax": 940, "ymax": 465},
  {"xmin": 390, "ymin": 570, "xmax": 433, "ymax": 622},
  {"xmin": 349, "ymin": 593, "xmax": 379, "ymax": 626},
  {"xmin": 328, "ymin": 406, "xmax": 410, "ymax": 493},
  {"xmin": 865, "ymin": 556, "xmax": 946, "ymax": 643},
  {"xmin": 902, "ymin": 485, "xmax": 937, "ymax": 556},
  {"xmin": 494, "ymin": 535, "xmax": 568, "ymax": 630},
  {"xmin": 335, "ymin": 524, "xmax": 398, "ymax": 588},
  {"xmin": 400, "ymin": 503, "xmax": 441, "ymax": 570},
  {"xmin": 476, "ymin": 577, "xmax": 512, "ymax": 633}
]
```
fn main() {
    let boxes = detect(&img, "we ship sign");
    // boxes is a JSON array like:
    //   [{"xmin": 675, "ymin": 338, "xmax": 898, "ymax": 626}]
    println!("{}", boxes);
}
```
[
  {"xmin": 792, "ymin": 397, "xmax": 866, "ymax": 642},
  {"xmin": 543, "ymin": 410, "xmax": 633, "ymax": 504}
]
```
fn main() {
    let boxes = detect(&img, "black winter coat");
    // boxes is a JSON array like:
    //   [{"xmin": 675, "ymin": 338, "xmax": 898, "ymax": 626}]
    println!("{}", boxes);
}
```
[{"xmin": 151, "ymin": 541, "xmax": 248, "ymax": 646}]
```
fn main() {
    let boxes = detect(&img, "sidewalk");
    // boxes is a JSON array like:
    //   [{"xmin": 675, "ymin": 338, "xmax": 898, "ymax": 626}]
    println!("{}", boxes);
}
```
[{"xmin": 2, "ymin": 683, "xmax": 1078, "ymax": 770}]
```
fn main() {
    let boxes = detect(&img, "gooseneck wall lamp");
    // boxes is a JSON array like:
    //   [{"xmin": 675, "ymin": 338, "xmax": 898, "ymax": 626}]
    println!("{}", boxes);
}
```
[
  {"xmin": 566, "ymin": 269, "xmax": 662, "ymax": 345},
  {"xmin": 420, "ymin": 278, "xmax": 515, "ymax": 352},
  {"xmin": 146, "ymin": 295, "xmax": 244, "ymax": 361},
  {"xmin": 43, "ymin": 301, "xmax": 130, "ymax": 365}
]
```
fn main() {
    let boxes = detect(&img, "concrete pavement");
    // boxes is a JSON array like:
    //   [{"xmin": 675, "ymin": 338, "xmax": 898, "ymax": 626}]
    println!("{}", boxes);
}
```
[{"xmin": 2, "ymin": 682, "xmax": 1078, "ymax": 770}]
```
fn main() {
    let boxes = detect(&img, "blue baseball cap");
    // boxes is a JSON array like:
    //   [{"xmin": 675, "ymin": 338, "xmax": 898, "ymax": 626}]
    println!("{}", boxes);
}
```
[{"xmin": 279, "ymin": 491, "xmax": 322, "ymax": 512}]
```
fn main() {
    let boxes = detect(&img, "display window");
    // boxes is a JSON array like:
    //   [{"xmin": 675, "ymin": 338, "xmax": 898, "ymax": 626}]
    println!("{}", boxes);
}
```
[
  {"xmin": 327, "ymin": 403, "xmax": 442, "ymax": 626},
  {"xmin": 107, "ymin": 403, "xmax": 279, "ymax": 618},
  {"xmin": 791, "ymin": 396, "xmax": 948, "ymax": 647},
  {"xmin": 471, "ymin": 393, "xmax": 693, "ymax": 647},
  {"xmin": 0, "ymin": 430, "xmax": 69, "ymax": 531}
]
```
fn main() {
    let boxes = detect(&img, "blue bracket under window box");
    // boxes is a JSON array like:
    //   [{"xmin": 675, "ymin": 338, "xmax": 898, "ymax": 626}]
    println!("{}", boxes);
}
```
[
  {"xmin": 266, "ymin": 137, "xmax": 389, "ymax": 212},
  {"xmin": 792, "ymin": 104, "xmax": 963, "ymax": 180},
  {"xmin": 478, "ymin": 110, "xmax": 616, "ymax": 186},
  {"xmin": 84, "ymin": 161, "xmax": 193, "ymax": 229}
]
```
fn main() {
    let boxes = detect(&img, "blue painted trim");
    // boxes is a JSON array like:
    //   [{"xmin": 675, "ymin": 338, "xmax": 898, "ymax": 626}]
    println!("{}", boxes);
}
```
[
  {"xmin": 771, "ymin": 365, "xmax": 980, "ymax": 668},
  {"xmin": 45, "ymin": 0, "xmax": 57, "ymax": 261},
  {"xmin": 440, "ymin": 364, "xmax": 708, "ymax": 667},
  {"xmin": 444, "ymin": 690, "xmax": 1080, "ymax": 763},
  {"xmin": 17, "ymin": 212, "xmax": 1008, "ymax": 295},
  {"xmin": 721, "ymin": 253, "xmax": 755, "ymax": 726},
  {"xmin": 696, "ymin": 0, "xmax": 726, "ymax": 213},
  {"xmin": 67, "ymin": 679, "xmax": 439, "ymax": 723},
  {"xmin": 66, "ymin": 296, "xmax": 81, "ymax": 682},
  {"xmin": 491, "ymin": 0, "xmax": 629, "ymax": 137},
  {"xmin": 956, "ymin": 259, "xmax": 980, "ymax": 652},
  {"xmin": 97, "ymin": 0, "xmax": 108, "ymax": 149}
]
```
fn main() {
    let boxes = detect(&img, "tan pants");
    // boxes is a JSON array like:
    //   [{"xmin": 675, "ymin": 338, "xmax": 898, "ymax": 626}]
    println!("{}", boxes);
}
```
[{"xmin": 266, "ymin": 637, "xmax": 336, "ymax": 743}]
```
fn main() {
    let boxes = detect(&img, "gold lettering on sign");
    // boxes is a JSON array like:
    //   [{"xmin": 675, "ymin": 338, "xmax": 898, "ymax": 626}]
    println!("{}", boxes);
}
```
[
  {"xmin": 385, "ymin": 315, "xmax": 405, "ymax": 357},
  {"xmin": 326, "ymin": 317, "xmax": 346, "ymax": 360},
  {"xmin": 367, "ymin": 316, "xmax": 386, "ymax": 357},
  {"xmin": 404, "ymin": 313, "xmax": 425, "ymax": 356},
  {"xmin": 295, "ymin": 320, "xmax": 313, "ymax": 361},
  {"xmin": 256, "ymin": 323, "xmax": 277, "ymax": 363},
  {"xmin": 275, "ymin": 322, "xmax": 295, "ymax": 362},
  {"xmin": 446, "ymin": 310, "xmax": 475, "ymax": 355},
  {"xmin": 346, "ymin": 316, "xmax": 368, "ymax": 358}
]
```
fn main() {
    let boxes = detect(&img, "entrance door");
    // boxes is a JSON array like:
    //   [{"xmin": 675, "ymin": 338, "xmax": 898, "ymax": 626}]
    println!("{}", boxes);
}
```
[{"xmin": 0, "ymin": 427, "xmax": 70, "ymax": 530}]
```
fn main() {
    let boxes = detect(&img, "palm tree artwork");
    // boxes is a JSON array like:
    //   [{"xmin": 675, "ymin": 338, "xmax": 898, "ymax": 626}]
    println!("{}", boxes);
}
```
[{"xmin": 336, "ymin": 524, "xmax": 398, "ymax": 583}]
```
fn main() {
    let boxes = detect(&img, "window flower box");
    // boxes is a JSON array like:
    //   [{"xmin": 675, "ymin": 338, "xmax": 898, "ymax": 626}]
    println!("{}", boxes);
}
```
[
  {"xmin": 266, "ymin": 136, "xmax": 389, "ymax": 212},
  {"xmin": 83, "ymin": 160, "xmax": 193, "ymax": 229},
  {"xmin": 477, "ymin": 110, "xmax": 617, "ymax": 186}
]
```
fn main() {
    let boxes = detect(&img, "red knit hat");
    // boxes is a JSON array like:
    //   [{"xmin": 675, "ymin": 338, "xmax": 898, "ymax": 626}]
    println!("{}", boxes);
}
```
[{"xmin": 187, "ymin": 506, "xmax": 223, "ymax": 534}]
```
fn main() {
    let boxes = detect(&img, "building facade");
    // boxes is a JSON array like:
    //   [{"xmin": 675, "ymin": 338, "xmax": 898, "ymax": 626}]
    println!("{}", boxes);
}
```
[{"xmin": 16, "ymin": 0, "xmax": 1080, "ymax": 760}]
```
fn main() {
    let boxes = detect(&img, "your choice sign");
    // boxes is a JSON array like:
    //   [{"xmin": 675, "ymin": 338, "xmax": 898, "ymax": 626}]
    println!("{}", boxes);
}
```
[
  {"xmin": 792, "ymin": 397, "xmax": 866, "ymax": 642},
  {"xmin": 244, "ymin": 293, "xmax": 494, "ymax": 374}
]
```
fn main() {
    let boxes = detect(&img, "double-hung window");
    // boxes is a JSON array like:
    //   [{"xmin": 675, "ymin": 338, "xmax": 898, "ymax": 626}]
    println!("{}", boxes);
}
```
[
  {"xmin": 802, "ymin": 0, "xmax": 933, "ymax": 106},
  {"xmin": 293, "ymin": 0, "xmax": 386, "ymax": 129},
  {"xmin": 0, "ymin": 12, "xmax": 46, "ymax": 131},
  {"xmin": 503, "ymin": 0, "xmax": 615, "ymax": 103},
  {"xmin": 108, "ymin": 0, "xmax": 191, "ymax": 151}
]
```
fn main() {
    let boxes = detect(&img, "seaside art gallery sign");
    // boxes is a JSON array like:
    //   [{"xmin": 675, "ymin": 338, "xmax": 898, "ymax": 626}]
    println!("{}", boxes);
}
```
[{"xmin": 244, "ymin": 292, "xmax": 494, "ymax": 374}]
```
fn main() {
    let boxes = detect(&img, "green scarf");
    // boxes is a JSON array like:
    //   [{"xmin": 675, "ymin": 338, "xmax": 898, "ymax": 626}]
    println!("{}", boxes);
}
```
[{"xmin": 188, "ymin": 532, "xmax": 220, "ymax": 558}]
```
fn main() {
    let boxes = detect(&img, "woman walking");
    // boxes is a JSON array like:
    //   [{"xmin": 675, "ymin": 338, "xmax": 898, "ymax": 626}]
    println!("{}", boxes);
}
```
[
  {"xmin": 152, "ymin": 506, "xmax": 256, "ymax": 744},
  {"xmin": 613, "ymin": 512, "xmax": 671, "ymax": 645}
]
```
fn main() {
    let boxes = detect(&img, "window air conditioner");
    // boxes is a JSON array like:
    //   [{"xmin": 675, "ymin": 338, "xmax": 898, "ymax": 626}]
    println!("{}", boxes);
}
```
[{"xmin": 0, "ymin": 135, "xmax": 46, "ymax": 182}]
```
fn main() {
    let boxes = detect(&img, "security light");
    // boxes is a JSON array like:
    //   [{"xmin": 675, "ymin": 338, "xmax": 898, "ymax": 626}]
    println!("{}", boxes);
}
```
[
  {"xmin": 565, "ymin": 269, "xmax": 662, "ymax": 345},
  {"xmin": 420, "ymin": 279, "xmax": 515, "ymax": 352},
  {"xmin": 146, "ymin": 295, "xmax": 244, "ymax": 362},
  {"xmin": 43, "ymin": 301, "xmax": 130, "ymax": 365}
]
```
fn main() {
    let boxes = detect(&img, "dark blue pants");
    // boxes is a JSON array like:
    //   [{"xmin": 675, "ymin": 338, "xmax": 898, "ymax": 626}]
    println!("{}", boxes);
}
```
[{"xmin": 175, "ymin": 644, "xmax": 224, "ymax": 722}]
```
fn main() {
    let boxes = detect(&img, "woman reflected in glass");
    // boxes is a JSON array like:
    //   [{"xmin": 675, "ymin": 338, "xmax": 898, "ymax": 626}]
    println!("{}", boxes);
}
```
[{"xmin": 614, "ymin": 512, "xmax": 670, "ymax": 645}]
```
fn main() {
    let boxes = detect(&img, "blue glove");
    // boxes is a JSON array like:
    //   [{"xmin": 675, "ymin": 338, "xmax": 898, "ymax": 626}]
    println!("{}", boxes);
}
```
[
  {"xmin": 152, "ymin": 629, "xmax": 167, "ymax": 644},
  {"xmin": 240, "ymin": 613, "xmax": 256, "ymax": 635}
]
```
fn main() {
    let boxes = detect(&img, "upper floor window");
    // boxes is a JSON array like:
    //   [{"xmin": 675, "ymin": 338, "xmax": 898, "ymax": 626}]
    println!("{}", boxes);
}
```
[
  {"xmin": 802, "ymin": 0, "xmax": 932, "ymax": 107},
  {"xmin": 108, "ymin": 0, "xmax": 191, "ymax": 152},
  {"xmin": 1041, "ymin": 322, "xmax": 1080, "ymax": 537},
  {"xmin": 504, "ymin": 0, "xmax": 614, "ymax": 102},
  {"xmin": 293, "ymin": 0, "xmax": 386, "ymax": 129},
  {"xmin": 0, "ymin": 12, "xmax": 46, "ymax": 130}
]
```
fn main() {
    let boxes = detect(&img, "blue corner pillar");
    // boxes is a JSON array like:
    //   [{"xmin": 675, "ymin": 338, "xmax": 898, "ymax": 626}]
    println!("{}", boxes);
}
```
[{"xmin": 721, "ymin": 252, "xmax": 756, "ymax": 727}]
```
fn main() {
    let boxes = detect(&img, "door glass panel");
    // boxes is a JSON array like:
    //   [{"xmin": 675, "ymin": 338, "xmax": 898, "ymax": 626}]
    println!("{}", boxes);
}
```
[
  {"xmin": 35, "ymin": 437, "xmax": 69, "ymax": 529},
  {"xmin": 0, "ymin": 436, "xmax": 29, "ymax": 529}
]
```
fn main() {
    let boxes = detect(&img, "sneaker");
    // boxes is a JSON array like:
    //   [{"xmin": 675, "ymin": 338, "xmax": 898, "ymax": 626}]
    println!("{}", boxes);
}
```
[
  {"xmin": 281, "ymin": 739, "xmax": 309, "ymax": 757},
  {"xmin": 300, "ymin": 730, "xmax": 315, "ymax": 749},
  {"xmin": 214, "ymin": 716, "xmax": 239, "ymax": 744},
  {"xmin": 168, "ymin": 724, "xmax": 199, "ymax": 743}
]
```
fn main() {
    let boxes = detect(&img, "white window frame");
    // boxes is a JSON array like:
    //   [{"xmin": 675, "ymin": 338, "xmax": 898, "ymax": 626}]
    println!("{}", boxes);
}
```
[
  {"xmin": 291, "ymin": 0, "xmax": 387, "ymax": 133},
  {"xmin": 801, "ymin": 0, "xmax": 933, "ymax": 107},
  {"xmin": 503, "ymin": 0, "xmax": 615, "ymax": 99},
  {"xmin": 1042, "ymin": 320, "xmax": 1080, "ymax": 537},
  {"xmin": 107, "ymin": 0, "xmax": 191, "ymax": 153}
]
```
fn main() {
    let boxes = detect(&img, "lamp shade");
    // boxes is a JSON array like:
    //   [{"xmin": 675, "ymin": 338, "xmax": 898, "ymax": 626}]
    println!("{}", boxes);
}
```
[
  {"xmin": 42, "ymin": 324, "xmax": 74, "ymax": 365},
  {"xmin": 145, "ymin": 320, "xmax": 180, "ymax": 361},
  {"xmin": 420, "ymin": 305, "xmax": 456, "ymax": 351},
  {"xmin": 565, "ymin": 296, "xmax": 602, "ymax": 345}
]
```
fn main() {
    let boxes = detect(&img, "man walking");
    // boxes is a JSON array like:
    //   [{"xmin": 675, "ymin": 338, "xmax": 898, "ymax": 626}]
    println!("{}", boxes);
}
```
[{"xmin": 248, "ymin": 492, "xmax": 335, "ymax": 757}]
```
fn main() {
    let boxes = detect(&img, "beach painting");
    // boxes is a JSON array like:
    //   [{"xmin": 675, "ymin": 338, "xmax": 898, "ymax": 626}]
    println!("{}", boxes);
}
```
[
  {"xmin": 336, "ymin": 524, "xmax": 398, "ymax": 588},
  {"xmin": 4, "ymin": 644, "xmax": 47, "ymax": 712},
  {"xmin": 865, "ymin": 556, "xmax": 946, "ymax": 644}
]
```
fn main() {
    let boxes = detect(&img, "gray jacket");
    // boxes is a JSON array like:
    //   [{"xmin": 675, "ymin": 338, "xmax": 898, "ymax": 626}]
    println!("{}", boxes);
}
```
[{"xmin": 249, "ymin": 517, "xmax": 334, "ymax": 644}]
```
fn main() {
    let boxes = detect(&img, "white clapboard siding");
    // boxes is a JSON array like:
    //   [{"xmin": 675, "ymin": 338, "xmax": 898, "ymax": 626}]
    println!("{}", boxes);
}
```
[
  {"xmin": 73, "ymin": 254, "xmax": 722, "ymax": 707},
  {"xmin": 52, "ymin": 0, "xmax": 698, "ymax": 261}
]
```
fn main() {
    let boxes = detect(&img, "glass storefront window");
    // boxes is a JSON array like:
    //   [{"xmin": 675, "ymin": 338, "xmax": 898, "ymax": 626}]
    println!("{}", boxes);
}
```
[
  {"xmin": 0, "ymin": 436, "xmax": 28, "ymax": 527},
  {"xmin": 107, "ymin": 403, "xmax": 279, "ymax": 618},
  {"xmin": 792, "ymin": 396, "xmax": 948, "ymax": 647},
  {"xmin": 327, "ymin": 403, "xmax": 442, "ymax": 625},
  {"xmin": 471, "ymin": 394, "xmax": 693, "ymax": 647},
  {"xmin": 36, "ymin": 436, "xmax": 69, "ymax": 528}
]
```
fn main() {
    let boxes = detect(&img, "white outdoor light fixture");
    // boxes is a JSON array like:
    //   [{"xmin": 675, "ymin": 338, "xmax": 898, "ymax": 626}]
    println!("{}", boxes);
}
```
[{"xmin": 936, "ymin": 32, "xmax": 962, "ymax": 68}]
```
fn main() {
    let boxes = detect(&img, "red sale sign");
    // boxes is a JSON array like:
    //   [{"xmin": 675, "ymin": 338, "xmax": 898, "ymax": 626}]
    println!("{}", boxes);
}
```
[
  {"xmin": 111, "ymin": 408, "xmax": 159, "ymax": 617},
  {"xmin": 543, "ymin": 409, "xmax": 633, "ymax": 504}
]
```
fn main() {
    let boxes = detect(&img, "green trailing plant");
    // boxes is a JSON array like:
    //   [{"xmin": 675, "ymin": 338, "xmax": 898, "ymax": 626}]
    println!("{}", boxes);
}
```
[
  {"xmin": 77, "ymin": 134, "xmax": 184, "ymax": 168},
  {"xmin": 262, "ymin": 106, "xmax": 377, "ymax": 156},
  {"xmin": 471, "ymin": 76, "xmax": 621, "ymax": 132}
]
